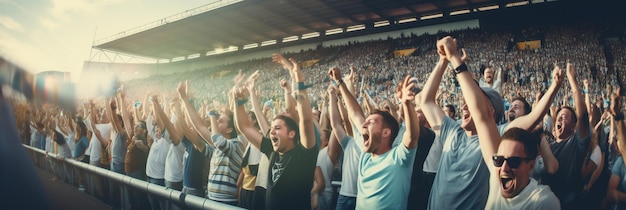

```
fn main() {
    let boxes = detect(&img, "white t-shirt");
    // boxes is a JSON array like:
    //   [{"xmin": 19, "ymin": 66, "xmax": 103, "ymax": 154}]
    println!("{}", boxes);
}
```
[
  {"xmin": 316, "ymin": 147, "xmax": 334, "ymax": 194},
  {"xmin": 85, "ymin": 118, "xmax": 112, "ymax": 165},
  {"xmin": 254, "ymin": 154, "xmax": 270, "ymax": 189},
  {"xmin": 590, "ymin": 145, "xmax": 602, "ymax": 165},
  {"xmin": 339, "ymin": 124, "xmax": 365, "ymax": 197},
  {"xmin": 45, "ymin": 135, "xmax": 54, "ymax": 153},
  {"xmin": 486, "ymin": 152, "xmax": 560, "ymax": 210},
  {"xmin": 146, "ymin": 137, "xmax": 171, "ymax": 179},
  {"xmin": 486, "ymin": 176, "xmax": 560, "ymax": 210},
  {"xmin": 164, "ymin": 140, "xmax": 186, "ymax": 182}
]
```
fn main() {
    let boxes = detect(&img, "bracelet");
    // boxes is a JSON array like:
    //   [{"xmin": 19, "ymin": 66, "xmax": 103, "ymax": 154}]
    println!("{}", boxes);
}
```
[
  {"xmin": 582, "ymin": 89, "xmax": 589, "ymax": 94},
  {"xmin": 208, "ymin": 110, "xmax": 218, "ymax": 117},
  {"xmin": 333, "ymin": 79, "xmax": 345, "ymax": 87},
  {"xmin": 236, "ymin": 98, "xmax": 249, "ymax": 106},
  {"xmin": 454, "ymin": 63, "xmax": 469, "ymax": 74},
  {"xmin": 297, "ymin": 82, "xmax": 313, "ymax": 90}
]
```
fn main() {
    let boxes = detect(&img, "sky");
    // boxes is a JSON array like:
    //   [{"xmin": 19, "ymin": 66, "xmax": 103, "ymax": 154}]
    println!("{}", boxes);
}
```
[{"xmin": 0, "ymin": 0, "xmax": 214, "ymax": 83}]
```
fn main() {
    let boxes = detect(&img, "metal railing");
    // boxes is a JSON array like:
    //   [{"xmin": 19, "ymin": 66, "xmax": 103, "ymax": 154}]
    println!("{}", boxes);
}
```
[{"xmin": 24, "ymin": 145, "xmax": 243, "ymax": 210}]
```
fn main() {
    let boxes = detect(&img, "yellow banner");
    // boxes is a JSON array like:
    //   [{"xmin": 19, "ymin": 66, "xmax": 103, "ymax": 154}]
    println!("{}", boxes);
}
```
[
  {"xmin": 301, "ymin": 59, "xmax": 320, "ymax": 67},
  {"xmin": 517, "ymin": 40, "xmax": 541, "ymax": 50},
  {"xmin": 393, "ymin": 49, "xmax": 416, "ymax": 57}
]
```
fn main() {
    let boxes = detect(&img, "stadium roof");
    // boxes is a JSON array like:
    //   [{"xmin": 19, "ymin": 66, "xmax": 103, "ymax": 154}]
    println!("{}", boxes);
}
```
[{"xmin": 93, "ymin": 0, "xmax": 574, "ymax": 60}]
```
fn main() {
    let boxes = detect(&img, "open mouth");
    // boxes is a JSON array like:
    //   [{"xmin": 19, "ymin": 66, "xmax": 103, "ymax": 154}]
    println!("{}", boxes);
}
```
[
  {"xmin": 508, "ymin": 112, "xmax": 516, "ymax": 121},
  {"xmin": 362, "ymin": 133, "xmax": 370, "ymax": 144},
  {"xmin": 271, "ymin": 137, "xmax": 279, "ymax": 145},
  {"xmin": 556, "ymin": 123, "xmax": 563, "ymax": 134},
  {"xmin": 501, "ymin": 177, "xmax": 513, "ymax": 191}
]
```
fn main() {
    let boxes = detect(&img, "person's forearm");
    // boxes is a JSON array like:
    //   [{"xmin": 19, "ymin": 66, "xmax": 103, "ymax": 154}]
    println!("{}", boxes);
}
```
[
  {"xmin": 617, "ymin": 119, "xmax": 626, "ymax": 157},
  {"xmin": 402, "ymin": 100, "xmax": 419, "ymax": 149},
  {"xmin": 421, "ymin": 58, "xmax": 448, "ymax": 104},
  {"xmin": 295, "ymin": 87, "xmax": 316, "ymax": 149},
  {"xmin": 568, "ymin": 67, "xmax": 590, "ymax": 138},
  {"xmin": 250, "ymin": 89, "xmax": 269, "ymax": 133},
  {"xmin": 119, "ymin": 95, "xmax": 133, "ymax": 137},
  {"xmin": 283, "ymin": 87, "xmax": 299, "ymax": 122},
  {"xmin": 337, "ymin": 97, "xmax": 354, "ymax": 137},
  {"xmin": 587, "ymin": 155, "xmax": 604, "ymax": 190},
  {"xmin": 540, "ymin": 136, "xmax": 559, "ymax": 174},
  {"xmin": 511, "ymin": 80, "xmax": 561, "ymax": 130},
  {"xmin": 338, "ymin": 81, "xmax": 364, "ymax": 128}
]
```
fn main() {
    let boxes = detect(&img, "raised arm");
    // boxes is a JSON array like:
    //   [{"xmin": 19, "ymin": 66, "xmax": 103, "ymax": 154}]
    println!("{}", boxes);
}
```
[
  {"xmin": 280, "ymin": 78, "xmax": 299, "ymax": 122},
  {"xmin": 89, "ymin": 101, "xmax": 110, "ymax": 147},
  {"xmin": 362, "ymin": 91, "xmax": 378, "ymax": 115},
  {"xmin": 245, "ymin": 70, "xmax": 270, "ymax": 133},
  {"xmin": 233, "ymin": 87, "xmax": 263, "ymax": 150},
  {"xmin": 177, "ymin": 101, "xmax": 205, "ymax": 151},
  {"xmin": 283, "ymin": 56, "xmax": 315, "ymax": 149},
  {"xmin": 508, "ymin": 63, "xmax": 564, "ymax": 131},
  {"xmin": 609, "ymin": 88, "xmax": 626, "ymax": 159},
  {"xmin": 539, "ymin": 133, "xmax": 559, "ymax": 174},
  {"xmin": 440, "ymin": 37, "xmax": 501, "ymax": 166},
  {"xmin": 329, "ymin": 67, "xmax": 365, "ymax": 133},
  {"xmin": 177, "ymin": 81, "xmax": 214, "ymax": 147},
  {"xmin": 152, "ymin": 97, "xmax": 183, "ymax": 145},
  {"xmin": 106, "ymin": 97, "xmax": 124, "ymax": 136},
  {"xmin": 566, "ymin": 62, "xmax": 590, "ymax": 139},
  {"xmin": 418, "ymin": 53, "xmax": 450, "ymax": 136},
  {"xmin": 398, "ymin": 75, "xmax": 420, "ymax": 149},
  {"xmin": 337, "ymin": 95, "xmax": 354, "ymax": 137},
  {"xmin": 118, "ymin": 90, "xmax": 134, "ymax": 139},
  {"xmin": 344, "ymin": 66, "xmax": 358, "ymax": 96},
  {"xmin": 324, "ymin": 86, "xmax": 343, "ymax": 166}
]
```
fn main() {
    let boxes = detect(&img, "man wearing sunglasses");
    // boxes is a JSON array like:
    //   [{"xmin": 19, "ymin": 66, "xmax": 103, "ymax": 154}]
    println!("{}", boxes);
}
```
[{"xmin": 437, "ymin": 36, "xmax": 560, "ymax": 209}]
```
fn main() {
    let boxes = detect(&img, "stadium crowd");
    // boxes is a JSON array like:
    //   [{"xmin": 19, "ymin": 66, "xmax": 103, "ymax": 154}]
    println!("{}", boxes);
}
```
[{"xmin": 9, "ymin": 17, "xmax": 626, "ymax": 210}]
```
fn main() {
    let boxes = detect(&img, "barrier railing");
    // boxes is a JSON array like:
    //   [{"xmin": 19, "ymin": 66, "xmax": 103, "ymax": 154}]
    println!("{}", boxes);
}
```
[{"xmin": 23, "ymin": 145, "xmax": 243, "ymax": 210}]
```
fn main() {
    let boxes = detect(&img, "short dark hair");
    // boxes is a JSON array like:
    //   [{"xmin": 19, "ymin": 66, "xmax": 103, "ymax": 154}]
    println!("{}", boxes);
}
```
[
  {"xmin": 556, "ymin": 106, "xmax": 578, "ymax": 126},
  {"xmin": 370, "ymin": 109, "xmax": 399, "ymax": 146},
  {"xmin": 224, "ymin": 110, "xmax": 237, "ymax": 139},
  {"xmin": 274, "ymin": 115, "xmax": 299, "ymax": 143},
  {"xmin": 248, "ymin": 111, "xmax": 260, "ymax": 130},
  {"xmin": 511, "ymin": 96, "xmax": 532, "ymax": 115},
  {"xmin": 501, "ymin": 127, "xmax": 539, "ymax": 158},
  {"xmin": 445, "ymin": 104, "xmax": 456, "ymax": 117}
]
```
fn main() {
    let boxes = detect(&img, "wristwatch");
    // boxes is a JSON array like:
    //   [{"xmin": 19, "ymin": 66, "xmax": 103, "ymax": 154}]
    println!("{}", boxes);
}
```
[{"xmin": 454, "ymin": 63, "xmax": 469, "ymax": 74}]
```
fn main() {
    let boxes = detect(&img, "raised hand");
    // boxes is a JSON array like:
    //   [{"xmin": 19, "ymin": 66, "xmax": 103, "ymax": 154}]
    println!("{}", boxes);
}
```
[
  {"xmin": 345, "ymin": 66, "xmax": 356, "ymax": 83},
  {"xmin": 327, "ymin": 85, "xmax": 337, "ymax": 97},
  {"xmin": 245, "ymin": 70, "xmax": 260, "ymax": 91},
  {"xmin": 610, "ymin": 87, "xmax": 621, "ymax": 116},
  {"xmin": 177, "ymin": 81, "xmax": 188, "ymax": 98},
  {"xmin": 552, "ymin": 63, "xmax": 564, "ymax": 85},
  {"xmin": 328, "ymin": 67, "xmax": 342, "ymax": 82},
  {"xmin": 272, "ymin": 53, "xmax": 294, "ymax": 71},
  {"xmin": 234, "ymin": 69, "xmax": 246, "ymax": 87},
  {"xmin": 460, "ymin": 48, "xmax": 468, "ymax": 63},
  {"xmin": 566, "ymin": 60, "xmax": 575, "ymax": 78},
  {"xmin": 436, "ymin": 36, "xmax": 459, "ymax": 61},
  {"xmin": 397, "ymin": 75, "xmax": 417, "ymax": 103}
]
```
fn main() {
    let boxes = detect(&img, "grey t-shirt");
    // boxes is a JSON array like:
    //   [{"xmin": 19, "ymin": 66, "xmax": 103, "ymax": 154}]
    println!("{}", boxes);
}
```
[{"xmin": 427, "ymin": 117, "xmax": 489, "ymax": 210}]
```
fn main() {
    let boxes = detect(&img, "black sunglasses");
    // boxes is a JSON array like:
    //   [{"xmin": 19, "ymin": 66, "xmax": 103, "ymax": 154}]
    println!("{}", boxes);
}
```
[{"xmin": 492, "ymin": 154, "xmax": 533, "ymax": 169}]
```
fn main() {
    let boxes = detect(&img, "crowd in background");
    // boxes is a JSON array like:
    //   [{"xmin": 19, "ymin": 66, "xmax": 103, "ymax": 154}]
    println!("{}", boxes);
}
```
[{"xmin": 8, "ymin": 16, "xmax": 626, "ymax": 210}]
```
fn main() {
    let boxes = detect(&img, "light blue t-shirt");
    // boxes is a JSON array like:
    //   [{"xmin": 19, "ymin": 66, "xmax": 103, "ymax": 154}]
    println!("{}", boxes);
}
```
[
  {"xmin": 356, "ymin": 143, "xmax": 416, "ymax": 209},
  {"xmin": 612, "ymin": 157, "xmax": 626, "ymax": 210},
  {"xmin": 428, "ymin": 117, "xmax": 489, "ymax": 210}
]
